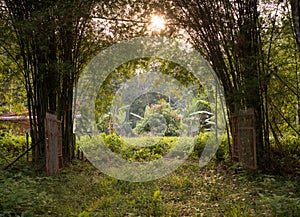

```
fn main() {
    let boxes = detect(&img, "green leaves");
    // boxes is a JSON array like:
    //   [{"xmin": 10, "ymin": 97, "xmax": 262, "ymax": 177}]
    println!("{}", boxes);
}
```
[
  {"xmin": 134, "ymin": 99, "xmax": 182, "ymax": 136},
  {"xmin": 0, "ymin": 133, "xmax": 29, "ymax": 166},
  {"xmin": 0, "ymin": 171, "xmax": 53, "ymax": 216},
  {"xmin": 1, "ymin": 157, "xmax": 300, "ymax": 216}
]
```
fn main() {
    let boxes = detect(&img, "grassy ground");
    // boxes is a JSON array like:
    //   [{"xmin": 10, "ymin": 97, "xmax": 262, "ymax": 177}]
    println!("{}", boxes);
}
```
[{"xmin": 1, "ymin": 159, "xmax": 300, "ymax": 217}]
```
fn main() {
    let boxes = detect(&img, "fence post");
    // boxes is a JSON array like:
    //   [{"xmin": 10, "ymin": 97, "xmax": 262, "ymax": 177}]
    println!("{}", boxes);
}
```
[
  {"xmin": 45, "ymin": 113, "xmax": 63, "ymax": 176},
  {"xmin": 230, "ymin": 108, "xmax": 257, "ymax": 170}
]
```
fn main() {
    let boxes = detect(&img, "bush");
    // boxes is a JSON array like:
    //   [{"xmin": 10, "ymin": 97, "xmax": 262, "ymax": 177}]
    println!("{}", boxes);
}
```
[
  {"xmin": 102, "ymin": 134, "xmax": 175, "ymax": 162},
  {"xmin": 193, "ymin": 133, "xmax": 210, "ymax": 157},
  {"xmin": 77, "ymin": 132, "xmax": 232, "ymax": 163},
  {"xmin": 190, "ymin": 133, "xmax": 230, "ymax": 162},
  {"xmin": 0, "ymin": 132, "xmax": 28, "ymax": 166},
  {"xmin": 134, "ymin": 100, "xmax": 182, "ymax": 136},
  {"xmin": 101, "ymin": 133, "xmax": 124, "ymax": 154},
  {"xmin": 105, "ymin": 134, "xmax": 213, "ymax": 162},
  {"xmin": 269, "ymin": 135, "xmax": 300, "ymax": 175},
  {"xmin": 215, "ymin": 134, "xmax": 231, "ymax": 162}
]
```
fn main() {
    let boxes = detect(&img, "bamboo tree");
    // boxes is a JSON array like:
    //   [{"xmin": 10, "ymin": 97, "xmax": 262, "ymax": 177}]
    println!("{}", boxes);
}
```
[
  {"xmin": 1, "ymin": 0, "xmax": 104, "ymax": 165},
  {"xmin": 156, "ymin": 0, "xmax": 271, "ymax": 169}
]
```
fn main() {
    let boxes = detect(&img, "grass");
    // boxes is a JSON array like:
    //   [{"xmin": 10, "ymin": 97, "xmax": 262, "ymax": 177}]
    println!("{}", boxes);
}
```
[{"xmin": 1, "ymin": 159, "xmax": 300, "ymax": 217}]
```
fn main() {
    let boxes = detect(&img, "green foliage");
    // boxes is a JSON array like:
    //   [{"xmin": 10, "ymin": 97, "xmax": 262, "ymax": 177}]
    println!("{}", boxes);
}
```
[
  {"xmin": 0, "ymin": 64, "xmax": 27, "ymax": 114},
  {"xmin": 266, "ymin": 15, "xmax": 300, "ymax": 138},
  {"xmin": 95, "ymin": 58, "xmax": 205, "ymax": 134},
  {"xmin": 134, "ymin": 100, "xmax": 182, "ymax": 136},
  {"xmin": 101, "ymin": 133, "xmax": 124, "ymax": 154},
  {"xmin": 1, "ymin": 160, "xmax": 300, "ymax": 216},
  {"xmin": 124, "ymin": 138, "xmax": 171, "ymax": 162},
  {"xmin": 269, "ymin": 135, "xmax": 300, "ymax": 175},
  {"xmin": 129, "ymin": 92, "xmax": 170, "ymax": 129},
  {"xmin": 278, "ymin": 135, "xmax": 300, "ymax": 154},
  {"xmin": 95, "ymin": 59, "xmax": 151, "ymax": 132},
  {"xmin": 0, "ymin": 132, "xmax": 29, "ymax": 166},
  {"xmin": 98, "ymin": 134, "xmax": 189, "ymax": 162},
  {"xmin": 192, "ymin": 132, "xmax": 210, "ymax": 157},
  {"xmin": 255, "ymin": 175, "xmax": 300, "ymax": 216},
  {"xmin": 216, "ymin": 134, "xmax": 231, "ymax": 162},
  {"xmin": 80, "ymin": 132, "xmax": 230, "ymax": 165},
  {"xmin": 189, "ymin": 132, "xmax": 230, "ymax": 162},
  {"xmin": 0, "ymin": 20, "xmax": 27, "ymax": 114},
  {"xmin": 152, "ymin": 187, "xmax": 163, "ymax": 216},
  {"xmin": 0, "ymin": 170, "xmax": 53, "ymax": 216}
]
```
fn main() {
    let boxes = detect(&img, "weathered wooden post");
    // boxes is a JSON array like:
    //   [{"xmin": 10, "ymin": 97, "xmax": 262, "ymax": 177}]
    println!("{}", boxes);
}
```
[
  {"xmin": 231, "ymin": 108, "xmax": 257, "ymax": 170},
  {"xmin": 45, "ymin": 113, "xmax": 63, "ymax": 176}
]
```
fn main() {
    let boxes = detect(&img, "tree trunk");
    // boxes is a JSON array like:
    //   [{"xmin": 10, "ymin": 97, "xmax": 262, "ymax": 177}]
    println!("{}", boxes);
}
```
[{"xmin": 291, "ymin": 0, "xmax": 300, "ymax": 55}]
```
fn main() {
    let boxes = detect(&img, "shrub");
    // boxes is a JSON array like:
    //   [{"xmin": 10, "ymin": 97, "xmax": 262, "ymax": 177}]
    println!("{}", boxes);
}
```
[
  {"xmin": 101, "ymin": 133, "xmax": 124, "ymax": 154},
  {"xmin": 79, "ymin": 134, "xmax": 199, "ymax": 162},
  {"xmin": 190, "ymin": 132, "xmax": 230, "ymax": 162},
  {"xmin": 134, "ymin": 100, "xmax": 182, "ymax": 136},
  {"xmin": 269, "ymin": 135, "xmax": 300, "ymax": 175},
  {"xmin": 0, "ymin": 132, "xmax": 28, "ymax": 166},
  {"xmin": 77, "ymin": 133, "xmax": 217, "ymax": 163},
  {"xmin": 193, "ymin": 133, "xmax": 210, "ymax": 157},
  {"xmin": 215, "ymin": 134, "xmax": 231, "ymax": 162}
]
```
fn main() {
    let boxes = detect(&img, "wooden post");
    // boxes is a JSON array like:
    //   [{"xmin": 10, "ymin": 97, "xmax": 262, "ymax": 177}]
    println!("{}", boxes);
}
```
[
  {"xmin": 230, "ymin": 108, "xmax": 257, "ymax": 170},
  {"xmin": 45, "ymin": 113, "xmax": 63, "ymax": 176}
]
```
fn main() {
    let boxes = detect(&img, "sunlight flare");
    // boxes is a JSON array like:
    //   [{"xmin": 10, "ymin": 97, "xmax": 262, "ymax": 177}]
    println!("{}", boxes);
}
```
[{"xmin": 148, "ymin": 15, "xmax": 166, "ymax": 32}]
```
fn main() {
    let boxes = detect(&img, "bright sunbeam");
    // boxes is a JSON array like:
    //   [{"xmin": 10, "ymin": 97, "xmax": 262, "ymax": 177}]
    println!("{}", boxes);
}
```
[{"xmin": 149, "ymin": 15, "xmax": 166, "ymax": 32}]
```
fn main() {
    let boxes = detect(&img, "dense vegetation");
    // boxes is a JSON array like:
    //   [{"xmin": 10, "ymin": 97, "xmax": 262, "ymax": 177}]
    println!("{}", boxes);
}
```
[
  {"xmin": 1, "ymin": 158, "xmax": 300, "ymax": 216},
  {"xmin": 0, "ymin": 0, "xmax": 300, "ymax": 216},
  {"xmin": 1, "ymin": 132, "xmax": 299, "ymax": 216},
  {"xmin": 0, "ymin": 0, "xmax": 299, "ymax": 169}
]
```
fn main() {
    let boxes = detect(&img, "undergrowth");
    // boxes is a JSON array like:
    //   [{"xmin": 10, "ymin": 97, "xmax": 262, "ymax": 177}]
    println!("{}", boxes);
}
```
[
  {"xmin": 1, "ymin": 132, "xmax": 300, "ymax": 216},
  {"xmin": 0, "ymin": 160, "xmax": 299, "ymax": 217}
]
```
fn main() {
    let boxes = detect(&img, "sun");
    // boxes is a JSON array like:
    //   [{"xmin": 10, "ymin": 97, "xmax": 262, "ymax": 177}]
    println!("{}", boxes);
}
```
[{"xmin": 148, "ymin": 15, "xmax": 166, "ymax": 32}]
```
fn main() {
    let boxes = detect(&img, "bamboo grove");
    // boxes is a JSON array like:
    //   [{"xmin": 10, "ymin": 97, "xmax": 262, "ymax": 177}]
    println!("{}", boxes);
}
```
[{"xmin": 1, "ymin": 0, "xmax": 299, "ymax": 171}]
